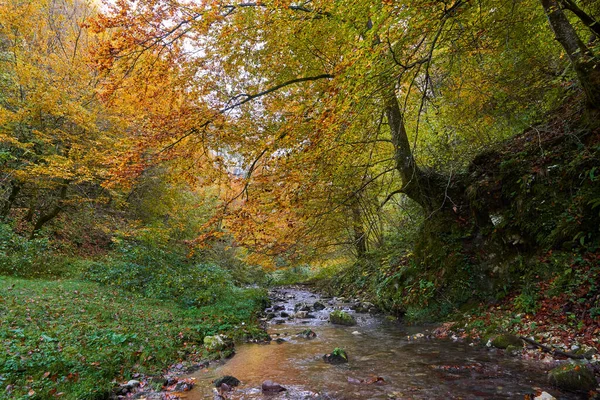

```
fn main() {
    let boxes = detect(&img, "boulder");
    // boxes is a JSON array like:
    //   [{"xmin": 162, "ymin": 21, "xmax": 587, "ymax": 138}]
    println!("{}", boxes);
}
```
[
  {"xmin": 491, "ymin": 334, "xmax": 522, "ymax": 349},
  {"xmin": 173, "ymin": 381, "xmax": 194, "ymax": 392},
  {"xmin": 280, "ymin": 311, "xmax": 290, "ymax": 318},
  {"xmin": 295, "ymin": 311, "xmax": 309, "ymax": 319},
  {"xmin": 214, "ymin": 375, "xmax": 240, "ymax": 388},
  {"xmin": 126, "ymin": 380, "xmax": 141, "ymax": 389},
  {"xmin": 329, "ymin": 310, "xmax": 356, "ymax": 326},
  {"xmin": 548, "ymin": 363, "xmax": 596, "ymax": 392},
  {"xmin": 534, "ymin": 392, "xmax": 556, "ymax": 400},
  {"xmin": 203, "ymin": 335, "xmax": 226, "ymax": 351},
  {"xmin": 294, "ymin": 302, "xmax": 312, "ymax": 312},
  {"xmin": 262, "ymin": 380, "xmax": 287, "ymax": 393},
  {"xmin": 323, "ymin": 348, "xmax": 348, "ymax": 364},
  {"xmin": 297, "ymin": 329, "xmax": 317, "ymax": 339},
  {"xmin": 313, "ymin": 301, "xmax": 326, "ymax": 311}
]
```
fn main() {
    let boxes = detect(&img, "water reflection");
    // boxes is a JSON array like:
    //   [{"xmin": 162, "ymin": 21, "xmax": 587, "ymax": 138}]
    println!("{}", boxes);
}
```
[{"xmin": 186, "ymin": 288, "xmax": 582, "ymax": 399}]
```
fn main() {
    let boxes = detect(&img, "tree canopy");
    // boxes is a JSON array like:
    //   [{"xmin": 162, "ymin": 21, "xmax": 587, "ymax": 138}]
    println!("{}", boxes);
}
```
[{"xmin": 2, "ymin": 0, "xmax": 600, "ymax": 265}]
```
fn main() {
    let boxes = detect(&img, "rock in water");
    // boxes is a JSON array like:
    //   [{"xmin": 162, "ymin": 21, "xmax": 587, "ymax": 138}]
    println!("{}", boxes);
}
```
[
  {"xmin": 262, "ymin": 380, "xmax": 287, "ymax": 393},
  {"xmin": 548, "ymin": 363, "xmax": 596, "ymax": 392},
  {"xmin": 297, "ymin": 329, "xmax": 317, "ymax": 339},
  {"xmin": 490, "ymin": 334, "xmax": 522, "ymax": 349},
  {"xmin": 214, "ymin": 375, "xmax": 240, "ymax": 388},
  {"xmin": 534, "ymin": 392, "xmax": 556, "ymax": 400},
  {"xmin": 323, "ymin": 348, "xmax": 348, "ymax": 364},
  {"xmin": 329, "ymin": 310, "xmax": 356, "ymax": 326},
  {"xmin": 313, "ymin": 301, "xmax": 326, "ymax": 311}
]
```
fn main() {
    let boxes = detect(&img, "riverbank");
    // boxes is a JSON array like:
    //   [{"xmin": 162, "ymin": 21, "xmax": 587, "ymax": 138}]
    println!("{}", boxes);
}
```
[
  {"xmin": 311, "ymin": 275, "xmax": 600, "ymax": 398},
  {"xmin": 0, "ymin": 276, "xmax": 267, "ymax": 399}
]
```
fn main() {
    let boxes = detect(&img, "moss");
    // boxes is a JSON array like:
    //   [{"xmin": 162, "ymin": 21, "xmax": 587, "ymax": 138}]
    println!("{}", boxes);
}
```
[
  {"xmin": 329, "ymin": 310, "xmax": 356, "ymax": 326},
  {"xmin": 323, "ymin": 348, "xmax": 348, "ymax": 364},
  {"xmin": 491, "ymin": 334, "xmax": 522, "ymax": 349},
  {"xmin": 548, "ymin": 363, "xmax": 597, "ymax": 392}
]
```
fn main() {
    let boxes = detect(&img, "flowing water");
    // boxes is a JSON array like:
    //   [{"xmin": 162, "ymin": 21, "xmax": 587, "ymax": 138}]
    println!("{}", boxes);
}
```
[{"xmin": 185, "ymin": 287, "xmax": 581, "ymax": 399}]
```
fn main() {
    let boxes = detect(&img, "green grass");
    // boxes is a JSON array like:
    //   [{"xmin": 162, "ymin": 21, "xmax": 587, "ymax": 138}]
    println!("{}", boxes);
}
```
[{"xmin": 0, "ymin": 276, "xmax": 267, "ymax": 399}]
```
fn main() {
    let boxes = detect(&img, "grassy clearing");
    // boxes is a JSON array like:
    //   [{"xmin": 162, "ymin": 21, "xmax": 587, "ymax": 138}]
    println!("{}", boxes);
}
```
[{"xmin": 0, "ymin": 276, "xmax": 267, "ymax": 399}]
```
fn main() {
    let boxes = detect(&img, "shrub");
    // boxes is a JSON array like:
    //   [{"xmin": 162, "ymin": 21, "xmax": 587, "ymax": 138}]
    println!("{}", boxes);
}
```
[{"xmin": 0, "ymin": 223, "xmax": 50, "ymax": 277}]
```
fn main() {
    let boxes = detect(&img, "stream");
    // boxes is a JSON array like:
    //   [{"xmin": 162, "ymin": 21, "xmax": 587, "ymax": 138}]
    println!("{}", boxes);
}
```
[{"xmin": 185, "ymin": 287, "xmax": 581, "ymax": 399}]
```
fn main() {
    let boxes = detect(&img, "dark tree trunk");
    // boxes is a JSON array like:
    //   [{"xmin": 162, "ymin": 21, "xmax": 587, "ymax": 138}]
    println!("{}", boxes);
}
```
[
  {"xmin": 30, "ymin": 181, "xmax": 69, "ymax": 239},
  {"xmin": 560, "ymin": 0, "xmax": 600, "ymax": 38},
  {"xmin": 541, "ymin": 0, "xmax": 600, "ymax": 108},
  {"xmin": 385, "ymin": 90, "xmax": 465, "ymax": 216},
  {"xmin": 1, "ymin": 181, "xmax": 20, "ymax": 218},
  {"xmin": 351, "ymin": 201, "xmax": 367, "ymax": 258}
]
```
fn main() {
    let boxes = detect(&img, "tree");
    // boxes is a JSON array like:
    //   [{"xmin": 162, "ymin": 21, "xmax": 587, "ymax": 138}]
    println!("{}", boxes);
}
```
[
  {"xmin": 89, "ymin": 0, "xmax": 579, "ymax": 260},
  {"xmin": 0, "ymin": 0, "xmax": 120, "ymax": 238},
  {"xmin": 540, "ymin": 0, "xmax": 600, "ymax": 108}
]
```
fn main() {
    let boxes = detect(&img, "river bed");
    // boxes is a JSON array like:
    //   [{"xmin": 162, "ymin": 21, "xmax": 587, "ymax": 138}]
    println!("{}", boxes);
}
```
[{"xmin": 184, "ymin": 287, "xmax": 581, "ymax": 399}]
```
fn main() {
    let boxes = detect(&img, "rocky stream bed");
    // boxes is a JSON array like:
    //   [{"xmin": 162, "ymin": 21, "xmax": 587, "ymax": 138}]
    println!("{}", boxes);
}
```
[
  {"xmin": 183, "ymin": 287, "xmax": 592, "ymax": 399},
  {"xmin": 117, "ymin": 286, "xmax": 596, "ymax": 399}
]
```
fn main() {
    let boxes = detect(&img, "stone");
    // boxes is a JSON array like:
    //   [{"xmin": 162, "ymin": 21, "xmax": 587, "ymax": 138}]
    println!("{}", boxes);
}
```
[
  {"xmin": 280, "ymin": 311, "xmax": 290, "ymax": 318},
  {"xmin": 214, "ymin": 375, "xmax": 241, "ymax": 388},
  {"xmin": 275, "ymin": 338, "xmax": 286, "ymax": 344},
  {"xmin": 173, "ymin": 381, "xmax": 194, "ymax": 392},
  {"xmin": 203, "ymin": 335, "xmax": 226, "ymax": 351},
  {"xmin": 294, "ymin": 302, "xmax": 312, "ymax": 312},
  {"xmin": 297, "ymin": 329, "xmax": 317, "ymax": 339},
  {"xmin": 491, "ymin": 334, "xmax": 522, "ymax": 349},
  {"xmin": 329, "ymin": 310, "xmax": 356, "ymax": 326},
  {"xmin": 295, "ymin": 311, "xmax": 309, "ymax": 319},
  {"xmin": 548, "ymin": 363, "xmax": 596, "ymax": 392},
  {"xmin": 313, "ymin": 301, "xmax": 326, "ymax": 311},
  {"xmin": 323, "ymin": 348, "xmax": 348, "ymax": 364},
  {"xmin": 262, "ymin": 380, "xmax": 287, "ymax": 393},
  {"xmin": 126, "ymin": 380, "xmax": 141, "ymax": 388},
  {"xmin": 534, "ymin": 392, "xmax": 556, "ymax": 400},
  {"xmin": 505, "ymin": 345, "xmax": 520, "ymax": 356}
]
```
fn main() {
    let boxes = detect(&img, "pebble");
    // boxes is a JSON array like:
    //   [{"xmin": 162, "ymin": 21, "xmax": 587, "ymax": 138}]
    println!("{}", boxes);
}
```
[{"xmin": 534, "ymin": 391, "xmax": 556, "ymax": 400}]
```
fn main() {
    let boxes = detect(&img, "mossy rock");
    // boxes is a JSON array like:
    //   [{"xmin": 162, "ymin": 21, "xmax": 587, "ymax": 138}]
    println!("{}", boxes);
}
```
[
  {"xmin": 203, "ymin": 335, "xmax": 226, "ymax": 351},
  {"xmin": 329, "ymin": 310, "xmax": 356, "ymax": 326},
  {"xmin": 214, "ymin": 375, "xmax": 241, "ymax": 388},
  {"xmin": 297, "ymin": 329, "xmax": 317, "ymax": 339},
  {"xmin": 548, "ymin": 363, "xmax": 596, "ymax": 392},
  {"xmin": 505, "ymin": 345, "xmax": 520, "ymax": 356},
  {"xmin": 323, "ymin": 348, "xmax": 348, "ymax": 364},
  {"xmin": 491, "ymin": 334, "xmax": 522, "ymax": 349}
]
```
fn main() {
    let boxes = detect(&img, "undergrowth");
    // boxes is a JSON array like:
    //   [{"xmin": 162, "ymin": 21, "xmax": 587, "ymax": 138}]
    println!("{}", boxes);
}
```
[{"xmin": 0, "ymin": 277, "xmax": 267, "ymax": 400}]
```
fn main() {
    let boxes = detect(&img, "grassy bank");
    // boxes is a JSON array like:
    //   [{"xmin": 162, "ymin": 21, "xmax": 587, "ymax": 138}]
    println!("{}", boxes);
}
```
[{"xmin": 0, "ymin": 276, "xmax": 267, "ymax": 399}]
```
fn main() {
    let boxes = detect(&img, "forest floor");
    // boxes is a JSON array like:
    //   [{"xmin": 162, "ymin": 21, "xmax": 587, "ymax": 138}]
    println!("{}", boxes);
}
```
[{"xmin": 0, "ymin": 276, "xmax": 268, "ymax": 399}]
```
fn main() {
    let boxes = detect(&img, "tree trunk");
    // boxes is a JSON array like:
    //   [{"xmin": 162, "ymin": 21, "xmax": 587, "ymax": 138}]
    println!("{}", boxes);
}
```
[
  {"xmin": 541, "ymin": 0, "xmax": 600, "ymax": 108},
  {"xmin": 385, "ymin": 89, "xmax": 461, "ymax": 215},
  {"xmin": 30, "ymin": 181, "xmax": 69, "ymax": 239},
  {"xmin": 351, "ymin": 200, "xmax": 367, "ymax": 258},
  {"xmin": 560, "ymin": 0, "xmax": 600, "ymax": 38},
  {"xmin": 1, "ymin": 181, "xmax": 20, "ymax": 218}
]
